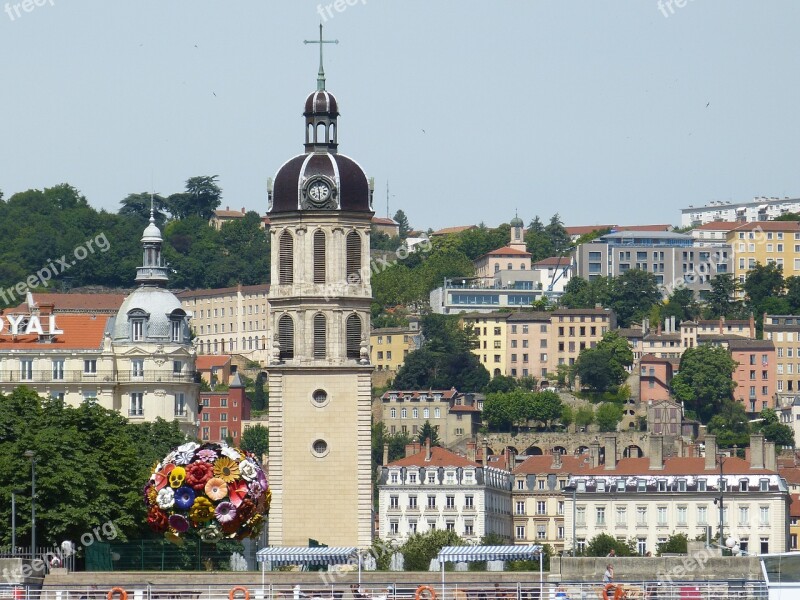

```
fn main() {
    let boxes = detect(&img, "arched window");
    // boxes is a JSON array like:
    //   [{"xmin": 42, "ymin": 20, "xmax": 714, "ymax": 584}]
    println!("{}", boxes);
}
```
[
  {"xmin": 278, "ymin": 314, "xmax": 294, "ymax": 360},
  {"xmin": 316, "ymin": 122, "xmax": 327, "ymax": 143},
  {"xmin": 279, "ymin": 230, "xmax": 294, "ymax": 285},
  {"xmin": 313, "ymin": 230, "xmax": 326, "ymax": 284},
  {"xmin": 307, "ymin": 123, "xmax": 314, "ymax": 144},
  {"xmin": 346, "ymin": 231, "xmax": 362, "ymax": 284},
  {"xmin": 346, "ymin": 314, "xmax": 362, "ymax": 359},
  {"xmin": 313, "ymin": 313, "xmax": 327, "ymax": 359},
  {"xmin": 329, "ymin": 123, "xmax": 336, "ymax": 143}
]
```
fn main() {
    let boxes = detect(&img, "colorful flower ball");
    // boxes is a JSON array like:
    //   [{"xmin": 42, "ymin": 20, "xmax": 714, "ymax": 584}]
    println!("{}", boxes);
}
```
[
  {"xmin": 174, "ymin": 486, "xmax": 196, "ymax": 510},
  {"xmin": 215, "ymin": 501, "xmax": 237, "ymax": 524},
  {"xmin": 168, "ymin": 514, "xmax": 190, "ymax": 533}
]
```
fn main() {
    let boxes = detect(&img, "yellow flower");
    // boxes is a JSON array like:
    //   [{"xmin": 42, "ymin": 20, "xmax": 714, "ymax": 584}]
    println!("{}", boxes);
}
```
[
  {"xmin": 213, "ymin": 457, "xmax": 240, "ymax": 483},
  {"xmin": 189, "ymin": 497, "xmax": 215, "ymax": 523}
]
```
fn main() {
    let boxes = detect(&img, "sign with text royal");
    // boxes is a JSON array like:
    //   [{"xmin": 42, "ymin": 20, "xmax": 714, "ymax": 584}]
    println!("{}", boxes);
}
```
[{"xmin": 0, "ymin": 314, "xmax": 64, "ymax": 336}]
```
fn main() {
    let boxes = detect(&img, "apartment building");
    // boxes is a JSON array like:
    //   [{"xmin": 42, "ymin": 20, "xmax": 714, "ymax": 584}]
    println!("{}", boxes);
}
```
[
  {"xmin": 728, "ymin": 221, "xmax": 800, "ymax": 285},
  {"xmin": 377, "ymin": 441, "xmax": 513, "ymax": 544},
  {"xmin": 199, "ymin": 372, "xmax": 251, "ymax": 442},
  {"xmin": 512, "ymin": 454, "xmax": 589, "ymax": 553},
  {"xmin": 764, "ymin": 314, "xmax": 800, "ymax": 438},
  {"xmin": 728, "ymin": 338, "xmax": 776, "ymax": 414},
  {"xmin": 177, "ymin": 283, "xmax": 269, "ymax": 363},
  {"xmin": 370, "ymin": 326, "xmax": 422, "ymax": 372},
  {"xmin": 690, "ymin": 221, "xmax": 739, "ymax": 247},
  {"xmin": 551, "ymin": 308, "xmax": 616, "ymax": 368},
  {"xmin": 564, "ymin": 435, "xmax": 789, "ymax": 556},
  {"xmin": 380, "ymin": 388, "xmax": 481, "ymax": 444},
  {"xmin": 506, "ymin": 312, "xmax": 552, "ymax": 379},
  {"xmin": 461, "ymin": 312, "xmax": 510, "ymax": 377},
  {"xmin": 681, "ymin": 197, "xmax": 800, "ymax": 228},
  {"xmin": 639, "ymin": 355, "xmax": 677, "ymax": 403}
]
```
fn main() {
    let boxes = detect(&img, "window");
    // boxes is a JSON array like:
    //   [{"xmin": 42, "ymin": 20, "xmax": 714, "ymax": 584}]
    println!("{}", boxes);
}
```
[
  {"xmin": 637, "ymin": 479, "xmax": 646, "ymax": 492},
  {"xmin": 761, "ymin": 538, "xmax": 769, "ymax": 554},
  {"xmin": 390, "ymin": 495, "xmax": 399, "ymax": 509},
  {"xmin": 346, "ymin": 231, "xmax": 362, "ymax": 283},
  {"xmin": 537, "ymin": 501, "xmax": 546, "ymax": 515},
  {"xmin": 739, "ymin": 506, "xmax": 749, "ymax": 526},
  {"xmin": 401, "ymin": 408, "xmax": 407, "ymax": 419},
  {"xmin": 636, "ymin": 506, "xmax": 647, "ymax": 526},
  {"xmin": 434, "ymin": 407, "xmax": 440, "ymax": 418},
  {"xmin": 220, "ymin": 413, "xmax": 227, "ymax": 422},
  {"xmin": 427, "ymin": 471, "xmax": 436, "ymax": 484},
  {"xmin": 407, "ymin": 495, "xmax": 417, "ymax": 509},
  {"xmin": 616, "ymin": 506, "xmax": 627, "ymax": 525},
  {"xmin": 427, "ymin": 495, "xmax": 436, "ymax": 509},
  {"xmin": 538, "ymin": 479, "xmax": 546, "ymax": 490},
  {"xmin": 171, "ymin": 319, "xmax": 182, "ymax": 343},
  {"xmin": 760, "ymin": 479, "xmax": 769, "ymax": 492},
  {"xmin": 698, "ymin": 480, "xmax": 707, "ymax": 492},
  {"xmin": 423, "ymin": 408, "xmax": 429, "ymax": 419},
  {"xmin": 312, "ymin": 439, "xmax": 328, "ymax": 456},
  {"xmin": 313, "ymin": 313, "xmax": 327, "ymax": 359},
  {"xmin": 389, "ymin": 520, "xmax": 399, "ymax": 535},
  {"xmin": 278, "ymin": 314, "xmax": 294, "ymax": 360},
  {"xmin": 446, "ymin": 495, "xmax": 455, "ymax": 509},
  {"xmin": 131, "ymin": 359, "xmax": 144, "ymax": 378},
  {"xmin": 390, "ymin": 408, "xmax": 396, "ymax": 418},
  {"xmin": 202, "ymin": 413, "xmax": 209, "ymax": 422},
  {"xmin": 697, "ymin": 506, "xmax": 707, "ymax": 525},
  {"xmin": 677, "ymin": 506, "xmax": 687, "ymax": 526},
  {"xmin": 346, "ymin": 314, "xmax": 362, "ymax": 359},
  {"xmin": 20, "ymin": 359, "xmax": 33, "ymax": 381},
  {"xmin": 409, "ymin": 519, "xmax": 418, "ymax": 534},
  {"xmin": 132, "ymin": 319, "xmax": 144, "ymax": 341},
  {"xmin": 172, "ymin": 393, "xmax": 187, "ymax": 416},
  {"xmin": 220, "ymin": 398, "xmax": 227, "ymax": 407},
  {"xmin": 576, "ymin": 506, "xmax": 586, "ymax": 526},
  {"xmin": 517, "ymin": 479, "xmax": 525, "ymax": 490},
  {"xmin": 465, "ymin": 521, "xmax": 474, "ymax": 536},
  {"xmin": 760, "ymin": 506, "xmax": 770, "ymax": 526},
  {"xmin": 279, "ymin": 230, "xmax": 294, "ymax": 284},
  {"xmin": 465, "ymin": 495, "xmax": 473, "ymax": 509},
  {"xmin": 173, "ymin": 360, "xmax": 183, "ymax": 374},
  {"xmin": 515, "ymin": 525, "xmax": 525, "ymax": 540},
  {"xmin": 657, "ymin": 506, "xmax": 667, "ymax": 525},
  {"xmin": 637, "ymin": 539, "xmax": 647, "ymax": 556},
  {"xmin": 558, "ymin": 501, "xmax": 564, "ymax": 515},
  {"xmin": 52, "ymin": 359, "xmax": 64, "ymax": 380},
  {"xmin": 84, "ymin": 359, "xmax": 97, "ymax": 374},
  {"xmin": 129, "ymin": 392, "xmax": 143, "ymax": 416},
  {"xmin": 313, "ymin": 229, "xmax": 326, "ymax": 284},
  {"xmin": 596, "ymin": 507, "xmax": 606, "ymax": 526},
  {"xmin": 557, "ymin": 525, "xmax": 565, "ymax": 539},
  {"xmin": 657, "ymin": 480, "xmax": 667, "ymax": 492},
  {"xmin": 677, "ymin": 480, "xmax": 687, "ymax": 492}
]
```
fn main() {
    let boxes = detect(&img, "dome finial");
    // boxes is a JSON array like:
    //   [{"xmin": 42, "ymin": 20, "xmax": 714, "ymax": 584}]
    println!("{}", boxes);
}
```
[
  {"xmin": 149, "ymin": 193, "xmax": 155, "ymax": 224},
  {"xmin": 304, "ymin": 23, "xmax": 338, "ymax": 91}
]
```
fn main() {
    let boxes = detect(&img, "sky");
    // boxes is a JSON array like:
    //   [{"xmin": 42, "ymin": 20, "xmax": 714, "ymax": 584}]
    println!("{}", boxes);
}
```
[{"xmin": 1, "ymin": 1, "xmax": 799, "ymax": 231}]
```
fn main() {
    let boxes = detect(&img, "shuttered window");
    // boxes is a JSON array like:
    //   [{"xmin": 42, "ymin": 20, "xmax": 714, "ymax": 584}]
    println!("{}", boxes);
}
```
[
  {"xmin": 313, "ymin": 313, "xmax": 326, "ymax": 359},
  {"xmin": 346, "ymin": 314, "xmax": 361, "ymax": 359},
  {"xmin": 313, "ymin": 230, "xmax": 326, "ymax": 284},
  {"xmin": 279, "ymin": 231, "xmax": 293, "ymax": 285},
  {"xmin": 278, "ymin": 314, "xmax": 294, "ymax": 360},
  {"xmin": 346, "ymin": 231, "xmax": 361, "ymax": 284}
]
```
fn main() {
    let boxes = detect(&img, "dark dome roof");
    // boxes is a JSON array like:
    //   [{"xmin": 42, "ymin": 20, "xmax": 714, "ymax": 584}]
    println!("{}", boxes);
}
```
[
  {"xmin": 270, "ymin": 152, "xmax": 371, "ymax": 214},
  {"xmin": 304, "ymin": 90, "xmax": 339, "ymax": 115}
]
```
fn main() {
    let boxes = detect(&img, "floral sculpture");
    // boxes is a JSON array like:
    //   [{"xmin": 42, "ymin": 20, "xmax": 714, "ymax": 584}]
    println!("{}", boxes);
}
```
[{"xmin": 144, "ymin": 441, "xmax": 269, "ymax": 543}]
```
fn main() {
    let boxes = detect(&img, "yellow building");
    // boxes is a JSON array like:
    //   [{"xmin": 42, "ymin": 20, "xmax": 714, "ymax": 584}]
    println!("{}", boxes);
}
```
[
  {"xmin": 461, "ymin": 312, "xmax": 509, "ymax": 377},
  {"xmin": 728, "ymin": 221, "xmax": 800, "ymax": 286},
  {"xmin": 371, "ymin": 327, "xmax": 422, "ymax": 372}
]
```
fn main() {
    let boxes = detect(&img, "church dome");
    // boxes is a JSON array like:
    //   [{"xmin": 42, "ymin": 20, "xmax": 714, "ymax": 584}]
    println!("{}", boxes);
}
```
[
  {"xmin": 112, "ymin": 287, "xmax": 189, "ymax": 343},
  {"xmin": 305, "ymin": 90, "xmax": 338, "ymax": 115},
  {"xmin": 510, "ymin": 216, "xmax": 524, "ymax": 227},
  {"xmin": 270, "ymin": 152, "xmax": 371, "ymax": 214}
]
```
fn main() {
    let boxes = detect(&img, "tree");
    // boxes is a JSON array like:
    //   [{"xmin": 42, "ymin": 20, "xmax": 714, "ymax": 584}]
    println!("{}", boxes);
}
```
[
  {"xmin": 399, "ymin": 529, "xmax": 464, "ymax": 571},
  {"xmin": 393, "ymin": 209, "xmax": 411, "ymax": 238},
  {"xmin": 119, "ymin": 192, "xmax": 170, "ymax": 225},
  {"xmin": 756, "ymin": 408, "xmax": 795, "ymax": 447},
  {"xmin": 656, "ymin": 533, "xmax": 688, "ymax": 556},
  {"xmin": 526, "ymin": 216, "xmax": 553, "ymax": 262},
  {"xmin": 662, "ymin": 287, "xmax": 700, "ymax": 323},
  {"xmin": 560, "ymin": 405, "xmax": 574, "ymax": 428},
  {"xmin": 707, "ymin": 400, "xmax": 750, "ymax": 448},
  {"xmin": 704, "ymin": 274, "xmax": 740, "ymax": 319},
  {"xmin": 484, "ymin": 375, "xmax": 518, "ymax": 394},
  {"xmin": 251, "ymin": 372, "xmax": 268, "ymax": 411},
  {"xmin": 531, "ymin": 390, "xmax": 564, "ymax": 428},
  {"xmin": 744, "ymin": 262, "xmax": 784, "ymax": 326},
  {"xmin": 671, "ymin": 345, "xmax": 737, "ymax": 422},
  {"xmin": 575, "ymin": 405, "xmax": 595, "ymax": 429},
  {"xmin": 240, "ymin": 424, "xmax": 269, "ymax": 458},
  {"xmin": 595, "ymin": 403, "xmax": 623, "ymax": 432},
  {"xmin": 574, "ymin": 350, "xmax": 616, "ymax": 392},
  {"xmin": 372, "ymin": 422, "xmax": 412, "ymax": 466},
  {"xmin": 608, "ymin": 269, "xmax": 661, "ymax": 327},
  {"xmin": 168, "ymin": 175, "xmax": 222, "ymax": 220},
  {"xmin": 417, "ymin": 421, "xmax": 440, "ymax": 446},
  {"xmin": 585, "ymin": 533, "xmax": 634, "ymax": 557},
  {"xmin": 545, "ymin": 214, "xmax": 572, "ymax": 256}
]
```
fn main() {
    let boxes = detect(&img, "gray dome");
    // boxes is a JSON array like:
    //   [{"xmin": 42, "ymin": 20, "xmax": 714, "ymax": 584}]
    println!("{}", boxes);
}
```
[
  {"xmin": 112, "ymin": 287, "xmax": 190, "ymax": 343},
  {"xmin": 142, "ymin": 220, "xmax": 162, "ymax": 242}
]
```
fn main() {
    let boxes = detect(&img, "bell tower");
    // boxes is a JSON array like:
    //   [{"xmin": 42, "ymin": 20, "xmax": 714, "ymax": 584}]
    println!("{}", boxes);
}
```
[{"xmin": 267, "ymin": 27, "xmax": 374, "ymax": 547}]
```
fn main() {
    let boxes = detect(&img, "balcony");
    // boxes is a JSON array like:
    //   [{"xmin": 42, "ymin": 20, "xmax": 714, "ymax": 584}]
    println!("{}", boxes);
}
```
[{"xmin": 1, "ymin": 370, "xmax": 198, "ymax": 384}]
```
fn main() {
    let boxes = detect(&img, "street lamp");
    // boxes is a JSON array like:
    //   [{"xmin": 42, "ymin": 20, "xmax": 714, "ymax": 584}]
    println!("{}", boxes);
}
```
[
  {"xmin": 10, "ymin": 488, "xmax": 24, "ymax": 556},
  {"xmin": 713, "ymin": 454, "xmax": 727, "ymax": 554},
  {"xmin": 24, "ymin": 450, "xmax": 36, "ymax": 559}
]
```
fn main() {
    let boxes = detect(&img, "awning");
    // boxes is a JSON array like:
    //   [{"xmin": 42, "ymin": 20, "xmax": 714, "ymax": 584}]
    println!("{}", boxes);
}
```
[
  {"xmin": 256, "ymin": 546, "xmax": 358, "ymax": 566},
  {"xmin": 437, "ymin": 545, "xmax": 542, "ymax": 563}
]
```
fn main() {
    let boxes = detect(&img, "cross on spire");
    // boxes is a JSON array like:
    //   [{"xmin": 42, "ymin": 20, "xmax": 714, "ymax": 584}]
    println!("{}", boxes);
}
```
[{"xmin": 304, "ymin": 23, "xmax": 338, "ymax": 91}]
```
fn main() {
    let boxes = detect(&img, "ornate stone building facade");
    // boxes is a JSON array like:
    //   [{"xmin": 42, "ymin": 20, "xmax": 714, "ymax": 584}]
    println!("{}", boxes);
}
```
[{"xmin": 267, "ymin": 45, "xmax": 374, "ymax": 547}]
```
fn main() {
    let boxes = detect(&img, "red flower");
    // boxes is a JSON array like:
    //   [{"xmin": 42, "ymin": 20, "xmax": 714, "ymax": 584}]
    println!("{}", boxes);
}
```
[
  {"xmin": 186, "ymin": 462, "xmax": 214, "ymax": 492},
  {"xmin": 147, "ymin": 507, "xmax": 169, "ymax": 533},
  {"xmin": 228, "ymin": 480, "xmax": 249, "ymax": 507}
]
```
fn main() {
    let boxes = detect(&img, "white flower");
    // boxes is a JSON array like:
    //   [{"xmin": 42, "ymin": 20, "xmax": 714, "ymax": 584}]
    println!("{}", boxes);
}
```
[
  {"xmin": 164, "ymin": 451, "xmax": 178, "ymax": 464},
  {"xmin": 239, "ymin": 460, "xmax": 258, "ymax": 482},
  {"xmin": 221, "ymin": 446, "xmax": 242, "ymax": 461},
  {"xmin": 157, "ymin": 487, "xmax": 175, "ymax": 509},
  {"xmin": 178, "ymin": 442, "xmax": 200, "ymax": 454},
  {"xmin": 174, "ymin": 451, "xmax": 194, "ymax": 465}
]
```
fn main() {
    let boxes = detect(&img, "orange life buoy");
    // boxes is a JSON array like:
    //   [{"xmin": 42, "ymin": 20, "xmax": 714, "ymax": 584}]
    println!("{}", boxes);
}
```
[
  {"xmin": 602, "ymin": 584, "xmax": 624, "ymax": 600},
  {"xmin": 229, "ymin": 587, "xmax": 250, "ymax": 600},
  {"xmin": 108, "ymin": 588, "xmax": 127, "ymax": 600},
  {"xmin": 415, "ymin": 586, "xmax": 436, "ymax": 600}
]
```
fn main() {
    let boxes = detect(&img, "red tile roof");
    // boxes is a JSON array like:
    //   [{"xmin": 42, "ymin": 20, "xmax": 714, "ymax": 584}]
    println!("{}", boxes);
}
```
[
  {"xmin": 693, "ymin": 221, "xmax": 739, "ymax": 231},
  {"xmin": 731, "ymin": 221, "xmax": 800, "ymax": 232},
  {"xmin": 0, "ymin": 314, "xmax": 109, "ymax": 350},
  {"xmin": 779, "ymin": 467, "xmax": 800, "ymax": 485},
  {"xmin": 372, "ymin": 217, "xmax": 398, "ymax": 226},
  {"xmin": 388, "ymin": 446, "xmax": 479, "ymax": 468},
  {"xmin": 430, "ymin": 225, "xmax": 477, "ymax": 236},
  {"xmin": 176, "ymin": 284, "xmax": 269, "ymax": 299},
  {"xmin": 477, "ymin": 246, "xmax": 532, "ymax": 258},
  {"xmin": 582, "ymin": 456, "xmax": 775, "ymax": 476},
  {"xmin": 381, "ymin": 389, "xmax": 458, "ymax": 401},
  {"xmin": 791, "ymin": 494, "xmax": 800, "ymax": 518},
  {"xmin": 613, "ymin": 224, "xmax": 672, "ymax": 232},
  {"xmin": 11, "ymin": 293, "xmax": 126, "ymax": 314},
  {"xmin": 196, "ymin": 355, "xmax": 232, "ymax": 370},
  {"xmin": 533, "ymin": 257, "xmax": 571, "ymax": 268},
  {"xmin": 449, "ymin": 404, "xmax": 479, "ymax": 413},
  {"xmin": 214, "ymin": 210, "xmax": 246, "ymax": 218},
  {"xmin": 513, "ymin": 454, "xmax": 591, "ymax": 475},
  {"xmin": 566, "ymin": 225, "xmax": 615, "ymax": 236}
]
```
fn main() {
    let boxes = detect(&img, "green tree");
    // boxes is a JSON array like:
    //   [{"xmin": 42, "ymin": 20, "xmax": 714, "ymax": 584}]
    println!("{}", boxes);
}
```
[
  {"xmin": 608, "ymin": 269, "xmax": 661, "ymax": 327},
  {"xmin": 168, "ymin": 175, "xmax": 223, "ymax": 220},
  {"xmin": 574, "ymin": 350, "xmax": 616, "ymax": 392},
  {"xmin": 545, "ymin": 213, "xmax": 572, "ymax": 256},
  {"xmin": 560, "ymin": 405, "xmax": 574, "ymax": 428},
  {"xmin": 417, "ymin": 421, "xmax": 441, "ymax": 446},
  {"xmin": 595, "ymin": 402, "xmax": 623, "ymax": 432},
  {"xmin": 704, "ymin": 274, "xmax": 740, "ymax": 319},
  {"xmin": 707, "ymin": 400, "xmax": 750, "ymax": 448},
  {"xmin": 559, "ymin": 276, "xmax": 611, "ymax": 310},
  {"xmin": 744, "ymin": 262, "xmax": 784, "ymax": 326},
  {"xmin": 484, "ymin": 375, "xmax": 518, "ymax": 394},
  {"xmin": 575, "ymin": 405, "xmax": 595, "ymax": 429},
  {"xmin": 756, "ymin": 408, "xmax": 795, "ymax": 447},
  {"xmin": 399, "ymin": 529, "xmax": 464, "ymax": 571},
  {"xmin": 671, "ymin": 345, "xmax": 737, "ymax": 422},
  {"xmin": 656, "ymin": 533, "xmax": 688, "ymax": 556},
  {"xmin": 531, "ymin": 390, "xmax": 564, "ymax": 429},
  {"xmin": 393, "ymin": 209, "xmax": 411, "ymax": 238},
  {"xmin": 662, "ymin": 287, "xmax": 700, "ymax": 323},
  {"xmin": 585, "ymin": 533, "xmax": 634, "ymax": 557},
  {"xmin": 251, "ymin": 372, "xmax": 268, "ymax": 411},
  {"xmin": 240, "ymin": 424, "xmax": 269, "ymax": 458},
  {"xmin": 119, "ymin": 192, "xmax": 170, "ymax": 225},
  {"xmin": 526, "ymin": 216, "xmax": 553, "ymax": 262}
]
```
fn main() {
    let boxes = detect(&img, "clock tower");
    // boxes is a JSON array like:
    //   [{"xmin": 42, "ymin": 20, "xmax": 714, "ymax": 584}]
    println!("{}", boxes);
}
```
[{"xmin": 266, "ymin": 31, "xmax": 374, "ymax": 547}]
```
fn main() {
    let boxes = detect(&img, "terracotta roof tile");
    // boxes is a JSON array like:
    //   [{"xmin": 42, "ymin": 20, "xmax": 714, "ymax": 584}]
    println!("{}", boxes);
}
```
[
  {"xmin": 513, "ymin": 454, "xmax": 591, "ymax": 475},
  {"xmin": 196, "ymin": 355, "xmax": 232, "ymax": 369},
  {"xmin": 730, "ymin": 221, "xmax": 800, "ymax": 232},
  {"xmin": 534, "ymin": 257, "xmax": 571, "ymax": 267},
  {"xmin": 430, "ymin": 225, "xmax": 477, "ymax": 236},
  {"xmin": 779, "ymin": 467, "xmax": 800, "ymax": 485},
  {"xmin": 613, "ymin": 224, "xmax": 672, "ymax": 232},
  {"xmin": 477, "ymin": 246, "xmax": 532, "ymax": 258},
  {"xmin": 791, "ymin": 494, "xmax": 800, "ymax": 518},
  {"xmin": 371, "ymin": 217, "xmax": 398, "ymax": 226},
  {"xmin": 582, "ymin": 456, "xmax": 775, "ymax": 476},
  {"xmin": 0, "ymin": 314, "xmax": 109, "ymax": 350},
  {"xmin": 12, "ymin": 293, "xmax": 126, "ymax": 313},
  {"xmin": 388, "ymin": 446, "xmax": 479, "ymax": 468},
  {"xmin": 176, "ymin": 284, "xmax": 269, "ymax": 299},
  {"xmin": 692, "ymin": 221, "xmax": 739, "ymax": 231},
  {"xmin": 566, "ymin": 225, "xmax": 615, "ymax": 236}
]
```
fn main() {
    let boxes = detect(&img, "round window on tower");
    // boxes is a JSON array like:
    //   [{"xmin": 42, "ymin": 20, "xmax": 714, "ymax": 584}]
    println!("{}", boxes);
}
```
[
  {"xmin": 311, "ymin": 389, "xmax": 329, "ymax": 407},
  {"xmin": 311, "ymin": 439, "xmax": 329, "ymax": 458}
]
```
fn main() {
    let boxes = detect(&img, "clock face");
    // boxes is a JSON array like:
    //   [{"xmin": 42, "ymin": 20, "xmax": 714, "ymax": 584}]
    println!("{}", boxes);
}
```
[{"xmin": 308, "ymin": 181, "xmax": 330, "ymax": 203}]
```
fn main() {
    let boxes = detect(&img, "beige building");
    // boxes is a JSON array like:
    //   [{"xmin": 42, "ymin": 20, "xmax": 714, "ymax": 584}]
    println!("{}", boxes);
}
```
[
  {"xmin": 564, "ymin": 435, "xmax": 790, "ymax": 556},
  {"xmin": 552, "ymin": 308, "xmax": 616, "ymax": 368},
  {"xmin": 177, "ymin": 283, "xmax": 269, "ymax": 364},
  {"xmin": 266, "ymin": 74, "xmax": 373, "ymax": 547},
  {"xmin": 506, "ymin": 312, "xmax": 552, "ymax": 379},
  {"xmin": 380, "ymin": 388, "xmax": 481, "ymax": 445},
  {"xmin": 764, "ymin": 315, "xmax": 800, "ymax": 436},
  {"xmin": 512, "ymin": 454, "xmax": 588, "ymax": 553},
  {"xmin": 378, "ymin": 442, "xmax": 513, "ymax": 544},
  {"xmin": 0, "ymin": 217, "xmax": 199, "ymax": 435},
  {"xmin": 371, "ymin": 326, "xmax": 422, "ymax": 372},
  {"xmin": 461, "ymin": 312, "xmax": 510, "ymax": 377}
]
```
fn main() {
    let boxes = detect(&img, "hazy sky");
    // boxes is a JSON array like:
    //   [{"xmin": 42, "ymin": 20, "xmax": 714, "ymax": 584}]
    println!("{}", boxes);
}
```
[{"xmin": 1, "ymin": 1, "xmax": 799, "ymax": 231}]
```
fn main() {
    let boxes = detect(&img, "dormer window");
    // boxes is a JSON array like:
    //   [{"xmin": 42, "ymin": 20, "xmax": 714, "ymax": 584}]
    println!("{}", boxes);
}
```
[
  {"xmin": 171, "ymin": 320, "xmax": 181, "ymax": 343},
  {"xmin": 677, "ymin": 480, "xmax": 687, "ymax": 492},
  {"xmin": 132, "ymin": 319, "xmax": 144, "ymax": 341},
  {"xmin": 739, "ymin": 480, "xmax": 748, "ymax": 492},
  {"xmin": 698, "ymin": 480, "xmax": 707, "ymax": 492},
  {"xmin": 657, "ymin": 480, "xmax": 667, "ymax": 492},
  {"xmin": 597, "ymin": 481, "xmax": 606, "ymax": 493}
]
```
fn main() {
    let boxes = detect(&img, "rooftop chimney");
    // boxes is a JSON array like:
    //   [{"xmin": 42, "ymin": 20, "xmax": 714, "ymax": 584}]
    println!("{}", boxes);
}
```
[
  {"xmin": 649, "ymin": 435, "xmax": 664, "ymax": 470},
  {"xmin": 749, "ymin": 313, "xmax": 755, "ymax": 339},
  {"xmin": 551, "ymin": 451, "xmax": 562, "ymax": 470},
  {"xmin": 425, "ymin": 437, "xmax": 432, "ymax": 461},
  {"xmin": 765, "ymin": 441, "xmax": 777, "ymax": 471},
  {"xmin": 590, "ymin": 440, "xmax": 601, "ymax": 469},
  {"xmin": 482, "ymin": 438, "xmax": 489, "ymax": 468},
  {"xmin": 467, "ymin": 440, "xmax": 477, "ymax": 462},
  {"xmin": 405, "ymin": 441, "xmax": 421, "ymax": 458},
  {"xmin": 674, "ymin": 437, "xmax": 684, "ymax": 458},
  {"xmin": 705, "ymin": 435, "xmax": 717, "ymax": 470},
  {"xmin": 604, "ymin": 435, "xmax": 617, "ymax": 470},
  {"xmin": 383, "ymin": 443, "xmax": 389, "ymax": 466},
  {"xmin": 749, "ymin": 433, "xmax": 764, "ymax": 470},
  {"xmin": 719, "ymin": 316, "xmax": 725, "ymax": 335}
]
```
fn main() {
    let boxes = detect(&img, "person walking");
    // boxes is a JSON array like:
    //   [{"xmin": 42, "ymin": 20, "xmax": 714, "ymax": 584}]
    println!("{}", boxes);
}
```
[{"xmin": 603, "ymin": 564, "xmax": 614, "ymax": 584}]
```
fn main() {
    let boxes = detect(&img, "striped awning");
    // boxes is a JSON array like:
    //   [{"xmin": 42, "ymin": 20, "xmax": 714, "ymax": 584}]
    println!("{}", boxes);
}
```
[
  {"xmin": 437, "ymin": 545, "xmax": 542, "ymax": 563},
  {"xmin": 256, "ymin": 546, "xmax": 358, "ymax": 566}
]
